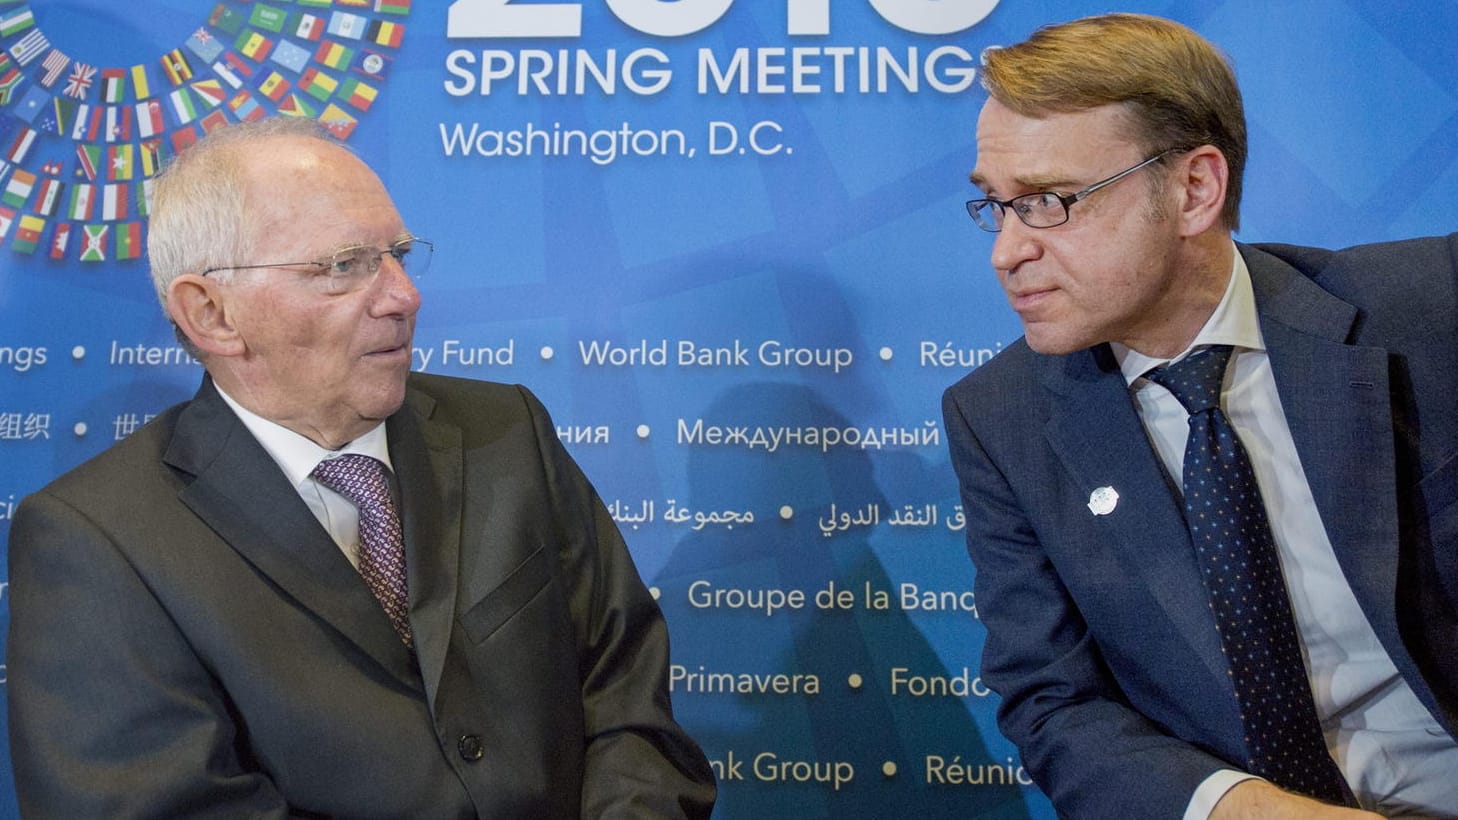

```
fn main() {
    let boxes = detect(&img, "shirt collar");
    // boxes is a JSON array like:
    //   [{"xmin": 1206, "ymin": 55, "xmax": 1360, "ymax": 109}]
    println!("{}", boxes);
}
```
[
  {"xmin": 214, "ymin": 385, "xmax": 394, "ymax": 488},
  {"xmin": 1111, "ymin": 241, "xmax": 1265, "ymax": 385}
]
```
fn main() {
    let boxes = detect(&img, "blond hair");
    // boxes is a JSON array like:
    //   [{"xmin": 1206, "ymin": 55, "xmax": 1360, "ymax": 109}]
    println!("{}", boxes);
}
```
[{"xmin": 981, "ymin": 13, "xmax": 1246, "ymax": 229}]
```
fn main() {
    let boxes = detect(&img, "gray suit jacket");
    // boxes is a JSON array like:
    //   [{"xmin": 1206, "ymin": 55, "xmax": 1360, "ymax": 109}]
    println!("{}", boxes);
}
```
[
  {"xmin": 8, "ymin": 372, "xmax": 715, "ymax": 818},
  {"xmin": 941, "ymin": 236, "xmax": 1458, "ymax": 817}
]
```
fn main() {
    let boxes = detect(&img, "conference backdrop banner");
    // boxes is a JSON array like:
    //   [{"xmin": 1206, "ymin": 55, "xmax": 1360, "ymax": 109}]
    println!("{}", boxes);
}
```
[{"xmin": 0, "ymin": 0, "xmax": 1453, "ymax": 816}]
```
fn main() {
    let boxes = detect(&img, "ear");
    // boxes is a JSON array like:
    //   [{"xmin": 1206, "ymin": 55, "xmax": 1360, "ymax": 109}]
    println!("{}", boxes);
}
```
[
  {"xmin": 1173, "ymin": 145, "xmax": 1229, "ymax": 237},
  {"xmin": 166, "ymin": 274, "xmax": 246, "ymax": 358}
]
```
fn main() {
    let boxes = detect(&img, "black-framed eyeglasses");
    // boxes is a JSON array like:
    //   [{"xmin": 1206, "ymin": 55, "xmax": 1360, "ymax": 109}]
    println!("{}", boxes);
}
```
[
  {"xmin": 202, "ymin": 236, "xmax": 433, "ymax": 296},
  {"xmin": 966, "ymin": 149, "xmax": 1183, "ymax": 232}
]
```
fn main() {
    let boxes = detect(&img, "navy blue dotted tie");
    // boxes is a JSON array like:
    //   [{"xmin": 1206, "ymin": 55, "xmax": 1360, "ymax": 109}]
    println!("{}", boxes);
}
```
[{"xmin": 1146, "ymin": 345, "xmax": 1349, "ymax": 804}]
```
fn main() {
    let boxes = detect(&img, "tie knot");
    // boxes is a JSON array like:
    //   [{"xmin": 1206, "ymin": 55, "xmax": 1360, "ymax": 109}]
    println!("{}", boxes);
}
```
[
  {"xmin": 1144, "ymin": 344, "xmax": 1233, "ymax": 415},
  {"xmin": 311, "ymin": 453, "xmax": 390, "ymax": 509}
]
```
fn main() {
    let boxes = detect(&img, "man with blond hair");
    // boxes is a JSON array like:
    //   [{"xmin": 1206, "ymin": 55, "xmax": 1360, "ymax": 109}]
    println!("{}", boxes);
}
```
[{"xmin": 943, "ymin": 13, "xmax": 1457, "ymax": 819}]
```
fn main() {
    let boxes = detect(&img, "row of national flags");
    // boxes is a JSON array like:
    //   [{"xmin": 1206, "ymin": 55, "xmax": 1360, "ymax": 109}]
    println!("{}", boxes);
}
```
[
  {"xmin": 0, "ymin": 209, "xmax": 145, "ymax": 261},
  {"xmin": 1, "ymin": 174, "xmax": 151, "ymax": 223},
  {"xmin": 0, "ymin": 0, "xmax": 409, "ymax": 260}
]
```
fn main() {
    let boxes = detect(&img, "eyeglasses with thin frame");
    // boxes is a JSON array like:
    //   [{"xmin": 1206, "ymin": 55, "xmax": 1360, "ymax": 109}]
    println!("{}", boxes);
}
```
[
  {"xmin": 965, "ymin": 148, "xmax": 1184, "ymax": 232},
  {"xmin": 202, "ymin": 236, "xmax": 433, "ymax": 296}
]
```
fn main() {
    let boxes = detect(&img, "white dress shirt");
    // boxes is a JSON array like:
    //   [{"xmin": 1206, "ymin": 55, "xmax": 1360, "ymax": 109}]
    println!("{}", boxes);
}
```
[
  {"xmin": 215, "ymin": 386, "xmax": 394, "ymax": 569},
  {"xmin": 1111, "ymin": 246, "xmax": 1458, "ymax": 818}
]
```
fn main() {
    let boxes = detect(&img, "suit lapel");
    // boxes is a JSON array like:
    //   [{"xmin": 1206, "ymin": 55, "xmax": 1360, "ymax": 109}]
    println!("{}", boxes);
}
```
[
  {"xmin": 1041, "ymin": 348, "xmax": 1230, "ymax": 681},
  {"xmin": 389, "ymin": 384, "xmax": 464, "ymax": 716},
  {"xmin": 164, "ymin": 379, "xmax": 421, "ymax": 689},
  {"xmin": 1242, "ymin": 244, "xmax": 1400, "ymax": 641}
]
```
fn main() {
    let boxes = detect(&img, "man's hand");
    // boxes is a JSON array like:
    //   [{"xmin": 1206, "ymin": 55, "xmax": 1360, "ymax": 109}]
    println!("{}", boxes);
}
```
[{"xmin": 1211, "ymin": 780, "xmax": 1383, "ymax": 819}]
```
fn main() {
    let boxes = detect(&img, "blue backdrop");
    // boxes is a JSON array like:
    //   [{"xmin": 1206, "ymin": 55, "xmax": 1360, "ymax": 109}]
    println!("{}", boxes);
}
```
[{"xmin": 0, "ymin": 1, "xmax": 1454, "ymax": 817}]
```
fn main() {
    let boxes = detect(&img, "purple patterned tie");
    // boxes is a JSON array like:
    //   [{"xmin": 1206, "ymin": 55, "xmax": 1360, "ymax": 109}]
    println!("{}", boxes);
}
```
[
  {"xmin": 1146, "ymin": 345, "xmax": 1349, "ymax": 804},
  {"xmin": 310, "ymin": 454, "xmax": 413, "ymax": 648}
]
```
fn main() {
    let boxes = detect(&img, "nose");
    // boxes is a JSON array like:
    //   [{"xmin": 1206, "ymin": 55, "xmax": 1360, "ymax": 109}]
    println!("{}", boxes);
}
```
[
  {"xmin": 988, "ymin": 216, "xmax": 1042, "ymax": 275},
  {"xmin": 371, "ymin": 253, "xmax": 421, "ymax": 317}
]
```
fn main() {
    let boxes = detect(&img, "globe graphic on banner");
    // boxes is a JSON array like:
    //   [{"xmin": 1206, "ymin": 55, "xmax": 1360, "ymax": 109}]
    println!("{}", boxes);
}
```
[{"xmin": 0, "ymin": 0, "xmax": 407, "ymax": 263}]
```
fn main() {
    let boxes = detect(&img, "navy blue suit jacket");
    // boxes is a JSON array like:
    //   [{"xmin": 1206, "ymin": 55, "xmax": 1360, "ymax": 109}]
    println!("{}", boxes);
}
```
[{"xmin": 942, "ymin": 236, "xmax": 1458, "ymax": 816}]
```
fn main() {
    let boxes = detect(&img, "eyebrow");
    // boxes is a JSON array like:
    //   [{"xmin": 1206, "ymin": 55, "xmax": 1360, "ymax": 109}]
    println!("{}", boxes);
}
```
[
  {"xmin": 326, "ymin": 233, "xmax": 414, "ymax": 253},
  {"xmin": 969, "ymin": 169, "xmax": 1084, "ymax": 197}
]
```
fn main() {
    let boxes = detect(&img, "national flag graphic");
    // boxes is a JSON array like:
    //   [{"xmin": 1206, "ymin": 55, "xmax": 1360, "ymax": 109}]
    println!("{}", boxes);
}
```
[
  {"xmin": 257, "ymin": 71, "xmax": 290, "ymax": 102},
  {"xmin": 185, "ymin": 28, "xmax": 224, "ymax": 64},
  {"xmin": 102, "ymin": 183, "xmax": 127, "ymax": 220},
  {"xmin": 12, "ymin": 214, "xmax": 43, "ymax": 253},
  {"xmin": 38, "ymin": 49, "xmax": 68, "ymax": 88},
  {"xmin": 250, "ymin": 4, "xmax": 288, "ymax": 34},
  {"xmin": 337, "ymin": 0, "xmax": 370, "ymax": 7},
  {"xmin": 236, "ymin": 30, "xmax": 274, "ymax": 62},
  {"xmin": 34, "ymin": 175, "xmax": 62, "ymax": 216},
  {"xmin": 101, "ymin": 68, "xmax": 126, "ymax": 103},
  {"xmin": 75, "ymin": 144, "xmax": 100, "ymax": 180},
  {"xmin": 351, "ymin": 48, "xmax": 390, "ymax": 80},
  {"xmin": 0, "ymin": 56, "xmax": 21, "ymax": 105},
  {"xmin": 170, "ymin": 124, "xmax": 199, "ymax": 154},
  {"xmin": 191, "ymin": 78, "xmax": 227, "ymax": 108},
  {"xmin": 199, "ymin": 109, "xmax": 228, "ymax": 134},
  {"xmin": 0, "ymin": 206, "xmax": 13, "ymax": 239},
  {"xmin": 212, "ymin": 57, "xmax": 245, "ymax": 89},
  {"xmin": 136, "ymin": 177, "xmax": 154, "ymax": 216},
  {"xmin": 227, "ymin": 89, "xmax": 264, "ymax": 122},
  {"xmin": 130, "ymin": 63, "xmax": 153, "ymax": 99},
  {"xmin": 162, "ymin": 49, "xmax": 194, "ymax": 85},
  {"xmin": 0, "ymin": 6, "xmax": 33, "ymax": 37},
  {"xmin": 338, "ymin": 77, "xmax": 376, "ymax": 111},
  {"xmin": 169, "ymin": 87, "xmax": 199, "ymax": 124},
  {"xmin": 327, "ymin": 11, "xmax": 367, "ymax": 40},
  {"xmin": 289, "ymin": 12, "xmax": 323, "ymax": 41},
  {"xmin": 365, "ymin": 20, "xmax": 403, "ymax": 48},
  {"xmin": 115, "ymin": 221, "xmax": 142, "ymax": 259},
  {"xmin": 315, "ymin": 40, "xmax": 354, "ymax": 70},
  {"xmin": 318, "ymin": 103, "xmax": 356, "ymax": 139},
  {"xmin": 375, "ymin": 0, "xmax": 410, "ymax": 15},
  {"xmin": 223, "ymin": 51, "xmax": 254, "ymax": 79},
  {"xmin": 63, "ymin": 63, "xmax": 98, "ymax": 99},
  {"xmin": 10, "ymin": 29, "xmax": 50, "ymax": 66},
  {"xmin": 108, "ymin": 144, "xmax": 134, "ymax": 181},
  {"xmin": 105, "ymin": 105, "xmax": 132, "ymax": 143},
  {"xmin": 135, "ymin": 99, "xmax": 164, "ymax": 137},
  {"xmin": 13, "ymin": 84, "xmax": 48, "ymax": 123},
  {"xmin": 68, "ymin": 183, "xmax": 94, "ymax": 220},
  {"xmin": 70, "ymin": 104, "xmax": 102, "ymax": 142},
  {"xmin": 208, "ymin": 3, "xmax": 246, "ymax": 36},
  {"xmin": 5, "ymin": 122, "xmax": 35, "ymax": 161},
  {"xmin": 277, "ymin": 93, "xmax": 316, "ymax": 118},
  {"xmin": 270, "ymin": 40, "xmax": 310, "ymax": 74},
  {"xmin": 139, "ymin": 140, "xmax": 162, "ymax": 178},
  {"xmin": 297, "ymin": 0, "xmax": 333, "ymax": 7},
  {"xmin": 49, "ymin": 221, "xmax": 70, "ymax": 259},
  {"xmin": 35, "ymin": 98, "xmax": 65, "ymax": 134},
  {"xmin": 2, "ymin": 168, "xmax": 35, "ymax": 207},
  {"xmin": 80, "ymin": 223, "xmax": 107, "ymax": 261},
  {"xmin": 299, "ymin": 67, "xmax": 338, "ymax": 102}
]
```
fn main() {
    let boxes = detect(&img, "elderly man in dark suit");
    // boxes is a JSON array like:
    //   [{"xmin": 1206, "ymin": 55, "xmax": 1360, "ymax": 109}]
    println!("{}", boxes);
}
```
[
  {"xmin": 7, "ymin": 117, "xmax": 715, "ymax": 818},
  {"xmin": 942, "ymin": 13, "xmax": 1457, "ymax": 820}
]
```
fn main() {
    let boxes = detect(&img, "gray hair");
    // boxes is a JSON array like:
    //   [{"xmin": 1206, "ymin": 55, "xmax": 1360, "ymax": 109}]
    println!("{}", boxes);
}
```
[{"xmin": 146, "ymin": 117, "xmax": 346, "ymax": 308}]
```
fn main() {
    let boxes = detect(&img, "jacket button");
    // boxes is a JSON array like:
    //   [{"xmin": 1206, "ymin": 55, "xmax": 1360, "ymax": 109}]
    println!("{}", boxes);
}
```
[{"xmin": 457, "ymin": 734, "xmax": 485, "ymax": 762}]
